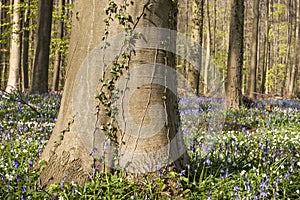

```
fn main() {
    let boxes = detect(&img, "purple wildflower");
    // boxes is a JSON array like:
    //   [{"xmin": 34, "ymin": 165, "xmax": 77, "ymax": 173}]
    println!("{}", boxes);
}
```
[
  {"xmin": 90, "ymin": 166, "xmax": 99, "ymax": 179},
  {"xmin": 12, "ymin": 160, "xmax": 20, "ymax": 168},
  {"xmin": 234, "ymin": 185, "xmax": 239, "ymax": 192},
  {"xmin": 285, "ymin": 170, "xmax": 290, "ymax": 179},
  {"xmin": 205, "ymin": 158, "xmax": 211, "ymax": 166},
  {"xmin": 22, "ymin": 186, "xmax": 27, "ymax": 193},
  {"xmin": 225, "ymin": 168, "xmax": 229, "ymax": 178},
  {"xmin": 260, "ymin": 180, "xmax": 266, "ymax": 190},
  {"xmin": 72, "ymin": 184, "xmax": 77, "ymax": 194},
  {"xmin": 28, "ymin": 160, "xmax": 33, "ymax": 167},
  {"xmin": 260, "ymin": 191, "xmax": 267, "ymax": 198},
  {"xmin": 15, "ymin": 174, "xmax": 21, "ymax": 182}
]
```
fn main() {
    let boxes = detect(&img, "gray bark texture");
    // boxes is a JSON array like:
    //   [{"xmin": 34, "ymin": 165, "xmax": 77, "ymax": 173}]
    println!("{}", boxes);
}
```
[
  {"xmin": 225, "ymin": 0, "xmax": 244, "ymax": 108},
  {"xmin": 39, "ymin": 0, "xmax": 187, "ymax": 188},
  {"xmin": 30, "ymin": 0, "xmax": 53, "ymax": 93},
  {"xmin": 6, "ymin": 0, "xmax": 21, "ymax": 93}
]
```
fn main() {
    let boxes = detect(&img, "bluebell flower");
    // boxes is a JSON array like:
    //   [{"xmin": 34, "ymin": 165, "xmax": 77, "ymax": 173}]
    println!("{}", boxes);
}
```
[
  {"xmin": 1, "ymin": 175, "xmax": 6, "ymax": 181},
  {"xmin": 22, "ymin": 186, "xmax": 27, "ymax": 193},
  {"xmin": 263, "ymin": 148, "xmax": 268, "ymax": 156},
  {"xmin": 176, "ymin": 180, "xmax": 180, "ymax": 189},
  {"xmin": 205, "ymin": 158, "xmax": 211, "ymax": 166},
  {"xmin": 234, "ymin": 185, "xmax": 239, "ymax": 192},
  {"xmin": 60, "ymin": 180, "xmax": 65, "ymax": 189},
  {"xmin": 60, "ymin": 174, "xmax": 67, "ymax": 189},
  {"xmin": 266, "ymin": 121, "xmax": 270, "ymax": 128},
  {"xmin": 28, "ymin": 160, "xmax": 33, "ymax": 167},
  {"xmin": 285, "ymin": 170, "xmax": 290, "ymax": 179},
  {"xmin": 260, "ymin": 191, "xmax": 267, "ymax": 198},
  {"xmin": 15, "ymin": 174, "xmax": 21, "ymax": 182},
  {"xmin": 72, "ymin": 184, "xmax": 77, "ymax": 194},
  {"xmin": 89, "ymin": 166, "xmax": 98, "ymax": 179},
  {"xmin": 225, "ymin": 168, "xmax": 229, "ymax": 178},
  {"xmin": 179, "ymin": 170, "xmax": 186, "ymax": 177},
  {"xmin": 260, "ymin": 180, "xmax": 266, "ymax": 190},
  {"xmin": 245, "ymin": 175, "xmax": 252, "ymax": 191}
]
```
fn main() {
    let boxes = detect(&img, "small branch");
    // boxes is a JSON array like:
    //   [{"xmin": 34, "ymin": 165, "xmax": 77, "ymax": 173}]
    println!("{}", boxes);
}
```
[{"xmin": 0, "ymin": 88, "xmax": 41, "ymax": 115}]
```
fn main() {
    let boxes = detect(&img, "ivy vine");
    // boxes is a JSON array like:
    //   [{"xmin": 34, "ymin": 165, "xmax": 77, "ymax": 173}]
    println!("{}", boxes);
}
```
[{"xmin": 95, "ymin": 0, "xmax": 151, "ymax": 148}]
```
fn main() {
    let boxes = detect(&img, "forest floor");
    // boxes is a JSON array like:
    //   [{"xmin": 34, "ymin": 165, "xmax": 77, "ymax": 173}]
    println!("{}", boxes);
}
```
[{"xmin": 0, "ymin": 92, "xmax": 299, "ymax": 199}]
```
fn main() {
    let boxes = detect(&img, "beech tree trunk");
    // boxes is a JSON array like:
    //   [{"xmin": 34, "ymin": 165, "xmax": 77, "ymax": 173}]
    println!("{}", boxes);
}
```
[
  {"xmin": 225, "ymin": 0, "xmax": 244, "ymax": 108},
  {"xmin": 52, "ymin": 0, "xmax": 65, "ymax": 92},
  {"xmin": 248, "ymin": 0, "xmax": 259, "ymax": 99},
  {"xmin": 289, "ymin": 0, "xmax": 300, "ymax": 97},
  {"xmin": 191, "ymin": 0, "xmax": 204, "ymax": 95},
  {"xmin": 21, "ymin": 0, "xmax": 30, "ymax": 91},
  {"xmin": 30, "ymin": 0, "xmax": 53, "ymax": 93},
  {"xmin": 204, "ymin": 0, "xmax": 211, "ymax": 96},
  {"xmin": 39, "ymin": 0, "xmax": 187, "ymax": 188},
  {"xmin": 5, "ymin": 0, "xmax": 21, "ymax": 93}
]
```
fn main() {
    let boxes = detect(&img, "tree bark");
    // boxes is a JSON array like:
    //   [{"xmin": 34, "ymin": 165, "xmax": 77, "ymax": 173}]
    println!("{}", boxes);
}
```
[
  {"xmin": 52, "ymin": 0, "xmax": 65, "ymax": 92},
  {"xmin": 204, "ymin": 0, "xmax": 211, "ymax": 96},
  {"xmin": 288, "ymin": 0, "xmax": 300, "ymax": 97},
  {"xmin": 260, "ymin": 0, "xmax": 269, "ymax": 95},
  {"xmin": 191, "ymin": 0, "xmax": 204, "ymax": 95},
  {"xmin": 5, "ymin": 0, "xmax": 21, "ymax": 93},
  {"xmin": 225, "ymin": 0, "xmax": 244, "ymax": 108},
  {"xmin": 39, "ymin": 0, "xmax": 186, "ymax": 188},
  {"xmin": 21, "ymin": 0, "xmax": 30, "ymax": 91},
  {"xmin": 248, "ymin": 0, "xmax": 259, "ymax": 99},
  {"xmin": 30, "ymin": 0, "xmax": 53, "ymax": 93}
]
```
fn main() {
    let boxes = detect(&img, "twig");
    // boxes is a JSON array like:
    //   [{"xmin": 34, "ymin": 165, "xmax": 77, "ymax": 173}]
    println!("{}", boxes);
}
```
[{"xmin": 0, "ymin": 88, "xmax": 41, "ymax": 115}]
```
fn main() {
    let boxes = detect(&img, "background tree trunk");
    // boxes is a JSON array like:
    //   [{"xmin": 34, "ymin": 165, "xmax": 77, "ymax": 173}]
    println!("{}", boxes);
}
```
[
  {"xmin": 203, "ymin": 0, "xmax": 211, "ymax": 96},
  {"xmin": 5, "ymin": 0, "xmax": 21, "ymax": 93},
  {"xmin": 191, "ymin": 0, "xmax": 204, "ymax": 95},
  {"xmin": 248, "ymin": 0, "xmax": 259, "ymax": 99},
  {"xmin": 21, "ymin": 0, "xmax": 30, "ymax": 91},
  {"xmin": 289, "ymin": 0, "xmax": 300, "ymax": 97},
  {"xmin": 225, "ymin": 0, "xmax": 244, "ymax": 108},
  {"xmin": 30, "ymin": 0, "xmax": 53, "ymax": 93},
  {"xmin": 52, "ymin": 0, "xmax": 65, "ymax": 92}
]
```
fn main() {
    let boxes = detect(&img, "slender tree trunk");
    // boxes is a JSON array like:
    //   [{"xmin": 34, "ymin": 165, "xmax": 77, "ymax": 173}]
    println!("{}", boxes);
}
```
[
  {"xmin": 212, "ymin": 0, "xmax": 216, "ymax": 58},
  {"xmin": 248, "ymin": 0, "xmax": 260, "ymax": 99},
  {"xmin": 204, "ymin": 0, "xmax": 211, "ymax": 96},
  {"xmin": 289, "ymin": 0, "xmax": 300, "ymax": 97},
  {"xmin": 0, "ymin": 0, "xmax": 9, "ymax": 88},
  {"xmin": 191, "ymin": 0, "xmax": 204, "ymax": 95},
  {"xmin": 30, "ymin": 0, "xmax": 53, "ymax": 93},
  {"xmin": 5, "ymin": 0, "xmax": 21, "ymax": 93},
  {"xmin": 52, "ymin": 0, "xmax": 65, "ymax": 92},
  {"xmin": 261, "ymin": 0, "xmax": 269, "ymax": 95},
  {"xmin": 0, "ymin": 0, "xmax": 2, "ymax": 88},
  {"xmin": 225, "ymin": 0, "xmax": 244, "ymax": 109},
  {"xmin": 21, "ymin": 0, "xmax": 30, "ymax": 91},
  {"xmin": 283, "ymin": 0, "xmax": 293, "ymax": 96},
  {"xmin": 185, "ymin": 0, "xmax": 198, "ymax": 94}
]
